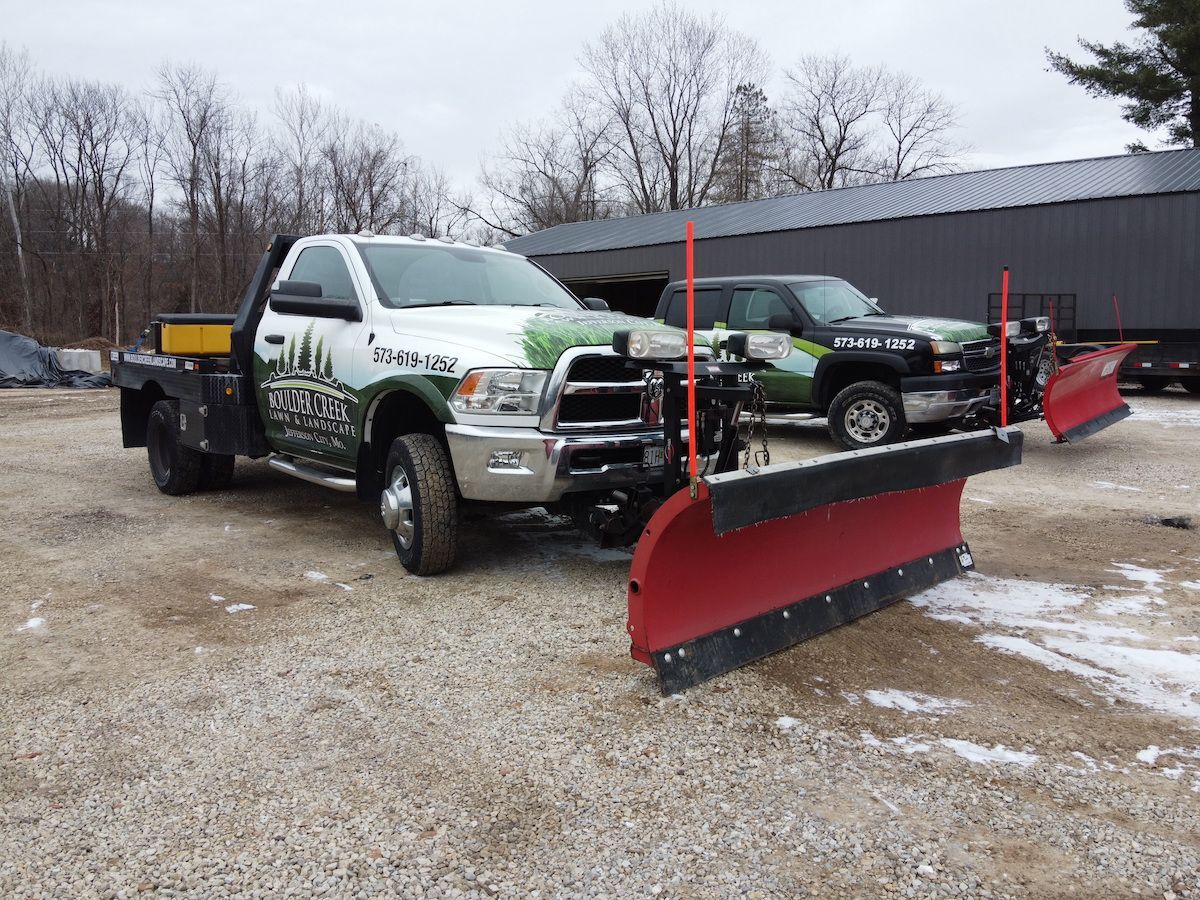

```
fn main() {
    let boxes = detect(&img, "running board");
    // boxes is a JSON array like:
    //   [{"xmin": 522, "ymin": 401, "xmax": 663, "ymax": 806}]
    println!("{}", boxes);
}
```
[{"xmin": 267, "ymin": 455, "xmax": 357, "ymax": 492}]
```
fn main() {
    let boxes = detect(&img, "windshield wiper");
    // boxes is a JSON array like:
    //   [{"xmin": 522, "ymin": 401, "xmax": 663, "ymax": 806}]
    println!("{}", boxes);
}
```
[
  {"xmin": 402, "ymin": 300, "xmax": 477, "ymax": 308},
  {"xmin": 827, "ymin": 315, "xmax": 862, "ymax": 324}
]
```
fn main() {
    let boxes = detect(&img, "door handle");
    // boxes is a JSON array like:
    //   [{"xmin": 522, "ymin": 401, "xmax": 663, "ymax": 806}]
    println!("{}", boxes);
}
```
[{"xmin": 264, "ymin": 334, "xmax": 285, "ymax": 345}]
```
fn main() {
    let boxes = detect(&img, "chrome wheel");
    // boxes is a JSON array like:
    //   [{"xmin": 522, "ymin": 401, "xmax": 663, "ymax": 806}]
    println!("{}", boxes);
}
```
[
  {"xmin": 380, "ymin": 468, "xmax": 414, "ymax": 549},
  {"xmin": 1036, "ymin": 357, "xmax": 1054, "ymax": 390},
  {"xmin": 844, "ymin": 399, "xmax": 891, "ymax": 444}
]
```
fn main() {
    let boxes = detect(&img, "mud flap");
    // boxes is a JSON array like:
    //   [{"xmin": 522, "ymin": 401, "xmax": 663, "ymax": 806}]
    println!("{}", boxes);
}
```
[
  {"xmin": 1042, "ymin": 343, "xmax": 1136, "ymax": 443},
  {"xmin": 626, "ymin": 428, "xmax": 1024, "ymax": 693}
]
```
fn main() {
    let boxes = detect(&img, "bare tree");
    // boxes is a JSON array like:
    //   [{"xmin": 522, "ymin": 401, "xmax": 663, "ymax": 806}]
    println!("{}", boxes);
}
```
[
  {"xmin": 777, "ymin": 54, "xmax": 884, "ymax": 191},
  {"xmin": 0, "ymin": 43, "xmax": 34, "ymax": 331},
  {"xmin": 154, "ymin": 62, "xmax": 228, "ymax": 312},
  {"xmin": 476, "ymin": 90, "xmax": 615, "ymax": 237},
  {"xmin": 273, "ymin": 84, "xmax": 331, "ymax": 233},
  {"xmin": 322, "ymin": 116, "xmax": 413, "ymax": 233},
  {"xmin": 877, "ymin": 71, "xmax": 964, "ymax": 181},
  {"xmin": 582, "ymin": 1, "xmax": 765, "ymax": 213}
]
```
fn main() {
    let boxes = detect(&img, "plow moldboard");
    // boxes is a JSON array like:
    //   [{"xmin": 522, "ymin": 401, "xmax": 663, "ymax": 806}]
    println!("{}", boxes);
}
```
[
  {"xmin": 1043, "ymin": 343, "xmax": 1136, "ymax": 442},
  {"xmin": 626, "ymin": 428, "xmax": 1024, "ymax": 693}
]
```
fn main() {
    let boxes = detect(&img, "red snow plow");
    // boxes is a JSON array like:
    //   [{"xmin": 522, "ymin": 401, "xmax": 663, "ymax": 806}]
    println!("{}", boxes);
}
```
[
  {"xmin": 598, "ymin": 224, "xmax": 1024, "ymax": 693},
  {"xmin": 626, "ymin": 429, "xmax": 1022, "ymax": 692},
  {"xmin": 1042, "ymin": 343, "xmax": 1136, "ymax": 443}
]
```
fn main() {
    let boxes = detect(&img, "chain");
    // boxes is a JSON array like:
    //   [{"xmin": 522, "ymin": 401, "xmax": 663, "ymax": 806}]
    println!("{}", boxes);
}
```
[{"xmin": 741, "ymin": 379, "xmax": 770, "ymax": 471}]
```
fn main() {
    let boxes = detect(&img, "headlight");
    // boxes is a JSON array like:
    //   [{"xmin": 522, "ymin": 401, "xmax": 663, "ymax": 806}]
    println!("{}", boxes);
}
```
[
  {"xmin": 987, "ymin": 321, "xmax": 1021, "ymax": 338},
  {"xmin": 1020, "ymin": 316, "xmax": 1050, "ymax": 333},
  {"xmin": 612, "ymin": 329, "xmax": 687, "ymax": 360},
  {"xmin": 452, "ymin": 369, "xmax": 548, "ymax": 414},
  {"xmin": 725, "ymin": 332, "xmax": 792, "ymax": 360},
  {"xmin": 929, "ymin": 340, "xmax": 962, "ymax": 356}
]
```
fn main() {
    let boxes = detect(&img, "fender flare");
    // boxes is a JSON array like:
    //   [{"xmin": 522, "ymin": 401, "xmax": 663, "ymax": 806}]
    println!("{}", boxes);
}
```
[
  {"xmin": 812, "ymin": 352, "xmax": 911, "ymax": 408},
  {"xmin": 356, "ymin": 377, "xmax": 457, "ymax": 500}
]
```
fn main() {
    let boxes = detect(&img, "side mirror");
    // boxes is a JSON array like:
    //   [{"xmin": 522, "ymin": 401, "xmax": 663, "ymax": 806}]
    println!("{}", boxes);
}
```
[
  {"xmin": 768, "ymin": 313, "xmax": 803, "ymax": 338},
  {"xmin": 583, "ymin": 297, "xmax": 610, "ymax": 311},
  {"xmin": 270, "ymin": 284, "xmax": 362, "ymax": 322},
  {"xmin": 277, "ymin": 280, "xmax": 322, "ymax": 298}
]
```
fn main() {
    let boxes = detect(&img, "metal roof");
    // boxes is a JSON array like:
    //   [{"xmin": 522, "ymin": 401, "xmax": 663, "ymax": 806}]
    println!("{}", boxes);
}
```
[{"xmin": 504, "ymin": 148, "xmax": 1200, "ymax": 257}]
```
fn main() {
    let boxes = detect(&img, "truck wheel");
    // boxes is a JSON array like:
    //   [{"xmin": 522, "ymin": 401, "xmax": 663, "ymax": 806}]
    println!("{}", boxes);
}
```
[
  {"xmin": 381, "ymin": 433, "xmax": 457, "ymax": 576},
  {"xmin": 1183, "ymin": 381, "xmax": 1200, "ymax": 395},
  {"xmin": 199, "ymin": 454, "xmax": 236, "ymax": 491},
  {"xmin": 146, "ymin": 400, "xmax": 202, "ymax": 495},
  {"xmin": 828, "ymin": 381, "xmax": 906, "ymax": 450},
  {"xmin": 1138, "ymin": 375, "xmax": 1172, "ymax": 393}
]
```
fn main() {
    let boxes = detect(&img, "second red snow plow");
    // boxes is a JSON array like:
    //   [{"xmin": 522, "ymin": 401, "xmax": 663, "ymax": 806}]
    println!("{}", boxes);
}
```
[{"xmin": 1042, "ymin": 343, "xmax": 1136, "ymax": 443}]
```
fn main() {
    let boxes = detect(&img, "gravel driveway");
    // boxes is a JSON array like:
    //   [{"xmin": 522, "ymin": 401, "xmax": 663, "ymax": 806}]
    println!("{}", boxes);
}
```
[{"xmin": 1, "ymin": 387, "xmax": 1198, "ymax": 899}]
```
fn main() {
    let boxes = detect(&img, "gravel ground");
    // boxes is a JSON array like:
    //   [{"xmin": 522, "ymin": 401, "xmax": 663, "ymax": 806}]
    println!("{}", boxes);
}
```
[{"xmin": 1, "ymin": 385, "xmax": 1199, "ymax": 899}]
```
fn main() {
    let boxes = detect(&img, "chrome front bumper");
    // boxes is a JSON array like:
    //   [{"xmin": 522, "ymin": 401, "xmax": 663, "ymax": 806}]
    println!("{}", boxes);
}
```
[
  {"xmin": 445, "ymin": 424, "xmax": 672, "ymax": 503},
  {"xmin": 902, "ymin": 387, "xmax": 998, "ymax": 424}
]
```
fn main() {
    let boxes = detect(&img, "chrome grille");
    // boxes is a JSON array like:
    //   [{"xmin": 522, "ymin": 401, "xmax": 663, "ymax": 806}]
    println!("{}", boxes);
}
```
[
  {"xmin": 554, "ymin": 353, "xmax": 647, "ymax": 429},
  {"xmin": 961, "ymin": 338, "xmax": 1001, "ymax": 373}
]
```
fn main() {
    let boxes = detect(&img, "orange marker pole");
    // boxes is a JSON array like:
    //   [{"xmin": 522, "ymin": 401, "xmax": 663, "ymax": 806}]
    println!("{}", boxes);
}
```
[
  {"xmin": 999, "ymin": 266, "xmax": 1010, "ymax": 428},
  {"xmin": 686, "ymin": 220, "xmax": 698, "ymax": 498}
]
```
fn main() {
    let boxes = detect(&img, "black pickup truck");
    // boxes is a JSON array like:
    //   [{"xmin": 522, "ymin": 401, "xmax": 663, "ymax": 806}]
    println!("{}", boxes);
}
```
[{"xmin": 654, "ymin": 275, "xmax": 1032, "ymax": 449}]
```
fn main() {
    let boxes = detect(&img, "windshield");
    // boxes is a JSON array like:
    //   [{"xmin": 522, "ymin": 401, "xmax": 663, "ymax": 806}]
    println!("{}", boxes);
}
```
[
  {"xmin": 789, "ymin": 280, "xmax": 883, "ymax": 324},
  {"xmin": 357, "ymin": 243, "xmax": 582, "ymax": 310}
]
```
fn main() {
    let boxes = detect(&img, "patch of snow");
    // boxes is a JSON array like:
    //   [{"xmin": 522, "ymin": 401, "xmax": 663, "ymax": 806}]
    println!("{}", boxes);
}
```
[
  {"xmin": 873, "ymin": 792, "xmax": 901, "ymax": 814},
  {"xmin": 1095, "ymin": 596, "xmax": 1165, "ymax": 617},
  {"xmin": 813, "ymin": 688, "xmax": 827, "ymax": 697},
  {"xmin": 1176, "ymin": 636, "xmax": 1200, "ymax": 643},
  {"xmin": 30, "ymin": 600, "xmax": 43, "ymax": 611},
  {"xmin": 224, "ymin": 603, "xmax": 256, "ymax": 614},
  {"xmin": 334, "ymin": 582, "xmax": 354, "ymax": 592},
  {"xmin": 16, "ymin": 617, "xmax": 45, "ymax": 632},
  {"xmin": 890, "ymin": 736, "xmax": 931, "ymax": 754},
  {"xmin": 841, "ymin": 691, "xmax": 861, "ymax": 705},
  {"xmin": 775, "ymin": 716, "xmax": 800, "ymax": 731},
  {"xmin": 864, "ymin": 689, "xmax": 968, "ymax": 715},
  {"xmin": 1089, "ymin": 480, "xmax": 1143, "ymax": 492},
  {"xmin": 1136, "ymin": 746, "xmax": 1162, "ymax": 765},
  {"xmin": 940, "ymin": 739, "xmax": 1038, "ymax": 766},
  {"xmin": 860, "ymin": 731, "xmax": 883, "ymax": 748},
  {"xmin": 208, "ymin": 593, "xmax": 226, "ymax": 603},
  {"xmin": 1071, "ymin": 751, "xmax": 1098, "ymax": 771},
  {"xmin": 968, "ymin": 497, "xmax": 994, "ymax": 505},
  {"xmin": 304, "ymin": 571, "xmax": 329, "ymax": 582},
  {"xmin": 1182, "ymin": 581, "xmax": 1200, "ymax": 591},
  {"xmin": 1108, "ymin": 563, "xmax": 1168, "ymax": 593},
  {"xmin": 1128, "ymin": 404, "xmax": 1200, "ymax": 429}
]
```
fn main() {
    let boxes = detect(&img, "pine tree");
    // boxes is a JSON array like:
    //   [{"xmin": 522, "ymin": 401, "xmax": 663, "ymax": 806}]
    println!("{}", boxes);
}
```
[
  {"xmin": 1047, "ymin": 0, "xmax": 1200, "ymax": 147},
  {"xmin": 313, "ymin": 336, "xmax": 324, "ymax": 378},
  {"xmin": 322, "ymin": 350, "xmax": 334, "ymax": 381},
  {"xmin": 276, "ymin": 346, "xmax": 286, "ymax": 375},
  {"xmin": 287, "ymin": 335, "xmax": 297, "ymax": 372},
  {"xmin": 297, "ymin": 323, "xmax": 314, "ymax": 373}
]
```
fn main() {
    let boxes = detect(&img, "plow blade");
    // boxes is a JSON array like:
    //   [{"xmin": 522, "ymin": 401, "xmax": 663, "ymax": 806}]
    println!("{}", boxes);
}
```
[
  {"xmin": 627, "ymin": 428, "xmax": 1023, "ymax": 693},
  {"xmin": 1042, "ymin": 343, "xmax": 1136, "ymax": 442}
]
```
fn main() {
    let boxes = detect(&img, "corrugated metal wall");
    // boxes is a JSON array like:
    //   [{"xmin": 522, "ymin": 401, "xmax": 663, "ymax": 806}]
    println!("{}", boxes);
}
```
[{"xmin": 526, "ymin": 194, "xmax": 1199, "ymax": 333}]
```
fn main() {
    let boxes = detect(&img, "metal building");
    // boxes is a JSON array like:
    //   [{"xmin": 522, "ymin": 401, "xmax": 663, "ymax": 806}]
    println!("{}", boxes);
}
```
[{"xmin": 504, "ymin": 148, "xmax": 1200, "ymax": 340}]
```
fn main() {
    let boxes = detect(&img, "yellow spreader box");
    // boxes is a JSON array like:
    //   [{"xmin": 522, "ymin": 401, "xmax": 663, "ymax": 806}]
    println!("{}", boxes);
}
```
[{"xmin": 153, "ymin": 314, "xmax": 236, "ymax": 356}]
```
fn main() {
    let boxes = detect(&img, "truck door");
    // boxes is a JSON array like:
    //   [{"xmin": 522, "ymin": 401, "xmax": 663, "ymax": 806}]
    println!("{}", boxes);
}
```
[
  {"xmin": 726, "ymin": 285, "xmax": 817, "ymax": 407},
  {"xmin": 254, "ymin": 243, "xmax": 370, "ymax": 467}
]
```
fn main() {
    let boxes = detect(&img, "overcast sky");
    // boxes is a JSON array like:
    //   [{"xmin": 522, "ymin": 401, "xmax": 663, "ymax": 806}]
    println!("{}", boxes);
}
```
[{"xmin": 4, "ymin": 0, "xmax": 1153, "ymax": 192}]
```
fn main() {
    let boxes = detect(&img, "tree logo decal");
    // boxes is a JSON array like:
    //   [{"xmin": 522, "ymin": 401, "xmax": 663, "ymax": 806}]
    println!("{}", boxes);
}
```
[{"xmin": 261, "ymin": 322, "xmax": 359, "ymax": 450}]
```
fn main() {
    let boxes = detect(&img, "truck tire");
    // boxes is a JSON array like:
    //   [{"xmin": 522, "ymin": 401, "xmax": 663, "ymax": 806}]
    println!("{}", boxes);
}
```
[
  {"xmin": 1138, "ymin": 375, "xmax": 1172, "ymax": 393},
  {"xmin": 828, "ymin": 381, "xmax": 906, "ymax": 450},
  {"xmin": 199, "ymin": 454, "xmax": 236, "ymax": 491},
  {"xmin": 146, "ymin": 399, "xmax": 202, "ymax": 495},
  {"xmin": 1183, "ymin": 380, "xmax": 1200, "ymax": 395},
  {"xmin": 381, "ymin": 433, "xmax": 457, "ymax": 575}
]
